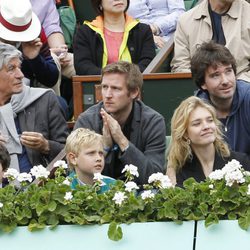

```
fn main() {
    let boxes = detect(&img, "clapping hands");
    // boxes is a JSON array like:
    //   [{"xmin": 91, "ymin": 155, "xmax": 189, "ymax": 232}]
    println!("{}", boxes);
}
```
[{"xmin": 100, "ymin": 108, "xmax": 129, "ymax": 152}]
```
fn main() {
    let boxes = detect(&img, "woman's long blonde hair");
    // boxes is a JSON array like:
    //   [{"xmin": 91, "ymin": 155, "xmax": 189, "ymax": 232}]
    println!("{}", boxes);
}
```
[{"xmin": 167, "ymin": 96, "xmax": 230, "ymax": 172}]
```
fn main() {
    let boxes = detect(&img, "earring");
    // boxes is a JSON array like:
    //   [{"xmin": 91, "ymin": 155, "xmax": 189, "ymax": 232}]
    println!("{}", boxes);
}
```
[
  {"xmin": 187, "ymin": 138, "xmax": 191, "ymax": 145},
  {"xmin": 99, "ymin": 5, "xmax": 103, "ymax": 11}
]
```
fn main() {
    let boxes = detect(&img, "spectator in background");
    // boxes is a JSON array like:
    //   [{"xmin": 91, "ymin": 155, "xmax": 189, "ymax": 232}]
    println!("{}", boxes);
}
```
[
  {"xmin": 73, "ymin": 0, "xmax": 156, "ymax": 75},
  {"xmin": 30, "ymin": 0, "xmax": 75, "ymax": 118},
  {"xmin": 127, "ymin": 0, "xmax": 185, "ymax": 49},
  {"xmin": 171, "ymin": 0, "xmax": 250, "ymax": 83},
  {"xmin": 0, "ymin": 144, "xmax": 10, "ymax": 188},
  {"xmin": 0, "ymin": 0, "xmax": 59, "ymax": 90},
  {"xmin": 192, "ymin": 41, "xmax": 250, "ymax": 158},
  {"xmin": 0, "ymin": 43, "xmax": 68, "ymax": 173},
  {"xmin": 166, "ymin": 96, "xmax": 250, "ymax": 187},
  {"xmin": 31, "ymin": 0, "xmax": 64, "ymax": 48},
  {"xmin": 30, "ymin": 0, "xmax": 75, "ymax": 81},
  {"xmin": 74, "ymin": 61, "xmax": 166, "ymax": 186}
]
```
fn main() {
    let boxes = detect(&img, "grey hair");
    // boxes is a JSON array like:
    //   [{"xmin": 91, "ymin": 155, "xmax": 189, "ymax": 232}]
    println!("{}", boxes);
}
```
[{"xmin": 0, "ymin": 43, "xmax": 22, "ymax": 70}]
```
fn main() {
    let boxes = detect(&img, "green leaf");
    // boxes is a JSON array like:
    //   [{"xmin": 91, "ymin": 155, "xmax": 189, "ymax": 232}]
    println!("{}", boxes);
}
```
[
  {"xmin": 0, "ymin": 222, "xmax": 17, "ymax": 233},
  {"xmin": 198, "ymin": 203, "xmax": 208, "ymax": 216},
  {"xmin": 205, "ymin": 214, "xmax": 219, "ymax": 227},
  {"xmin": 28, "ymin": 220, "xmax": 46, "ymax": 232},
  {"xmin": 48, "ymin": 201, "xmax": 57, "ymax": 212},
  {"xmin": 36, "ymin": 204, "xmax": 46, "ymax": 216},
  {"xmin": 228, "ymin": 212, "xmax": 237, "ymax": 220},
  {"xmin": 46, "ymin": 214, "xmax": 59, "ymax": 226},
  {"xmin": 183, "ymin": 178, "xmax": 197, "ymax": 190},
  {"xmin": 108, "ymin": 222, "xmax": 123, "ymax": 241},
  {"xmin": 86, "ymin": 215, "xmax": 101, "ymax": 223},
  {"xmin": 158, "ymin": 204, "xmax": 178, "ymax": 220},
  {"xmin": 137, "ymin": 212, "xmax": 148, "ymax": 222},
  {"xmin": 238, "ymin": 210, "xmax": 250, "ymax": 230},
  {"xmin": 100, "ymin": 214, "xmax": 113, "ymax": 223}
]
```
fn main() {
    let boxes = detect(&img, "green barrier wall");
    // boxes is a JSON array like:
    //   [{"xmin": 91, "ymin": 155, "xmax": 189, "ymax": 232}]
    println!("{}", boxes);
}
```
[
  {"xmin": 73, "ymin": 73, "xmax": 196, "ymax": 134},
  {"xmin": 73, "ymin": 74, "xmax": 196, "ymax": 134},
  {"xmin": 73, "ymin": 0, "xmax": 96, "ymax": 23},
  {"xmin": 142, "ymin": 77, "xmax": 195, "ymax": 134}
]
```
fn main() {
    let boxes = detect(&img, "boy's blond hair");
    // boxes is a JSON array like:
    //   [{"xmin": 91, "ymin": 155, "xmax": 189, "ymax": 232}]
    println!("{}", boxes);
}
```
[{"xmin": 65, "ymin": 128, "xmax": 103, "ymax": 170}]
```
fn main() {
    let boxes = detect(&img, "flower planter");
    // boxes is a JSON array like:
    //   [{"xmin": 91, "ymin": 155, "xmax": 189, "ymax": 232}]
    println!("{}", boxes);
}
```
[
  {"xmin": 196, "ymin": 220, "xmax": 250, "ymax": 249},
  {"xmin": 2, "ymin": 160, "xmax": 250, "ymax": 249},
  {"xmin": 1, "ymin": 220, "xmax": 250, "ymax": 249},
  {"xmin": 0, "ymin": 222, "xmax": 194, "ymax": 250}
]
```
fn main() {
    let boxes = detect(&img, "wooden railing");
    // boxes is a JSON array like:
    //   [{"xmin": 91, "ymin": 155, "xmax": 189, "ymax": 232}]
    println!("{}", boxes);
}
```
[
  {"xmin": 143, "ymin": 33, "xmax": 174, "ymax": 74},
  {"xmin": 72, "ymin": 72, "xmax": 193, "ymax": 120}
]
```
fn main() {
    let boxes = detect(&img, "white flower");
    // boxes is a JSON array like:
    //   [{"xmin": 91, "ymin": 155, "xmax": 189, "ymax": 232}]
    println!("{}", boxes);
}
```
[
  {"xmin": 93, "ymin": 173, "xmax": 104, "ymax": 182},
  {"xmin": 148, "ymin": 172, "xmax": 173, "ymax": 188},
  {"xmin": 223, "ymin": 160, "xmax": 245, "ymax": 186},
  {"xmin": 112, "ymin": 191, "xmax": 127, "ymax": 206},
  {"xmin": 148, "ymin": 172, "xmax": 164, "ymax": 183},
  {"xmin": 247, "ymin": 184, "xmax": 250, "ymax": 196},
  {"xmin": 53, "ymin": 160, "xmax": 68, "ymax": 169},
  {"xmin": 159, "ymin": 175, "xmax": 174, "ymax": 189},
  {"xmin": 121, "ymin": 164, "xmax": 139, "ymax": 177},
  {"xmin": 223, "ymin": 159, "xmax": 242, "ymax": 172},
  {"xmin": 30, "ymin": 165, "xmax": 50, "ymax": 179},
  {"xmin": 62, "ymin": 179, "xmax": 71, "ymax": 186},
  {"xmin": 17, "ymin": 173, "xmax": 32, "ymax": 183},
  {"xmin": 64, "ymin": 192, "xmax": 73, "ymax": 201},
  {"xmin": 209, "ymin": 169, "xmax": 224, "ymax": 181},
  {"xmin": 125, "ymin": 181, "xmax": 139, "ymax": 192},
  {"xmin": 224, "ymin": 168, "xmax": 245, "ymax": 187},
  {"xmin": 0, "ymin": 202, "xmax": 3, "ymax": 208},
  {"xmin": 3, "ymin": 168, "xmax": 19, "ymax": 180},
  {"xmin": 209, "ymin": 184, "xmax": 214, "ymax": 189},
  {"xmin": 209, "ymin": 160, "xmax": 246, "ymax": 186},
  {"xmin": 141, "ymin": 190, "xmax": 155, "ymax": 200}
]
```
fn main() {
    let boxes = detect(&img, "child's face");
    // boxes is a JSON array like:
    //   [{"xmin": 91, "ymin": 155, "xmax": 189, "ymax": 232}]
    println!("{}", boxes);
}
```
[{"xmin": 74, "ymin": 141, "xmax": 105, "ymax": 179}]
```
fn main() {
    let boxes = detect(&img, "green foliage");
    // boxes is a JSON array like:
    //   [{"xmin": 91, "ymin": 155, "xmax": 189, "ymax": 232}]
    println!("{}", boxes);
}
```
[
  {"xmin": 1, "ymin": 164, "xmax": 250, "ymax": 241},
  {"xmin": 108, "ymin": 222, "xmax": 123, "ymax": 241}
]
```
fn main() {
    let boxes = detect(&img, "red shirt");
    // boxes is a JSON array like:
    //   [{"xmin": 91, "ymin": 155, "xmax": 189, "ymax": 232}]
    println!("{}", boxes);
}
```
[{"xmin": 104, "ymin": 28, "xmax": 124, "ymax": 64}]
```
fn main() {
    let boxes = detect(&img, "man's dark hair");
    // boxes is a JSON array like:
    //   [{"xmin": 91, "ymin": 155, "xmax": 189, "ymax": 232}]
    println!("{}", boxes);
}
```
[
  {"xmin": 191, "ymin": 41, "xmax": 237, "ymax": 88},
  {"xmin": 0, "ymin": 144, "xmax": 10, "ymax": 171},
  {"xmin": 91, "ymin": 0, "xmax": 130, "ymax": 16}
]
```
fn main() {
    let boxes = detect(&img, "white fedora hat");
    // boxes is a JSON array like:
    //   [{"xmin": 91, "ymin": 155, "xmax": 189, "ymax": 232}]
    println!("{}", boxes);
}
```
[{"xmin": 0, "ymin": 0, "xmax": 41, "ymax": 42}]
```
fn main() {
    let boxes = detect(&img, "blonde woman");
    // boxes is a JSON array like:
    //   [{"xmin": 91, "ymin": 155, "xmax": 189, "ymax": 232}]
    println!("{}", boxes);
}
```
[{"xmin": 166, "ymin": 96, "xmax": 250, "ymax": 187}]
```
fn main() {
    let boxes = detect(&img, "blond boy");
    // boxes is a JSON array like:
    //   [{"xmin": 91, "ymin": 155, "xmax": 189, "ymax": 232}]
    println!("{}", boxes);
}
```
[{"xmin": 65, "ymin": 128, "xmax": 115, "ymax": 192}]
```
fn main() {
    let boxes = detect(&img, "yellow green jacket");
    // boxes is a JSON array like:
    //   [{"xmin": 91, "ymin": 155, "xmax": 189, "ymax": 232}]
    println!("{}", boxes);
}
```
[{"xmin": 74, "ymin": 15, "xmax": 156, "ymax": 75}]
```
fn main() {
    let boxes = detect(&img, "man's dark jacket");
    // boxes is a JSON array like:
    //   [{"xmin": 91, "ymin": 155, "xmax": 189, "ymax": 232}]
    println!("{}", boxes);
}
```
[{"xmin": 74, "ymin": 100, "xmax": 166, "ymax": 185}]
